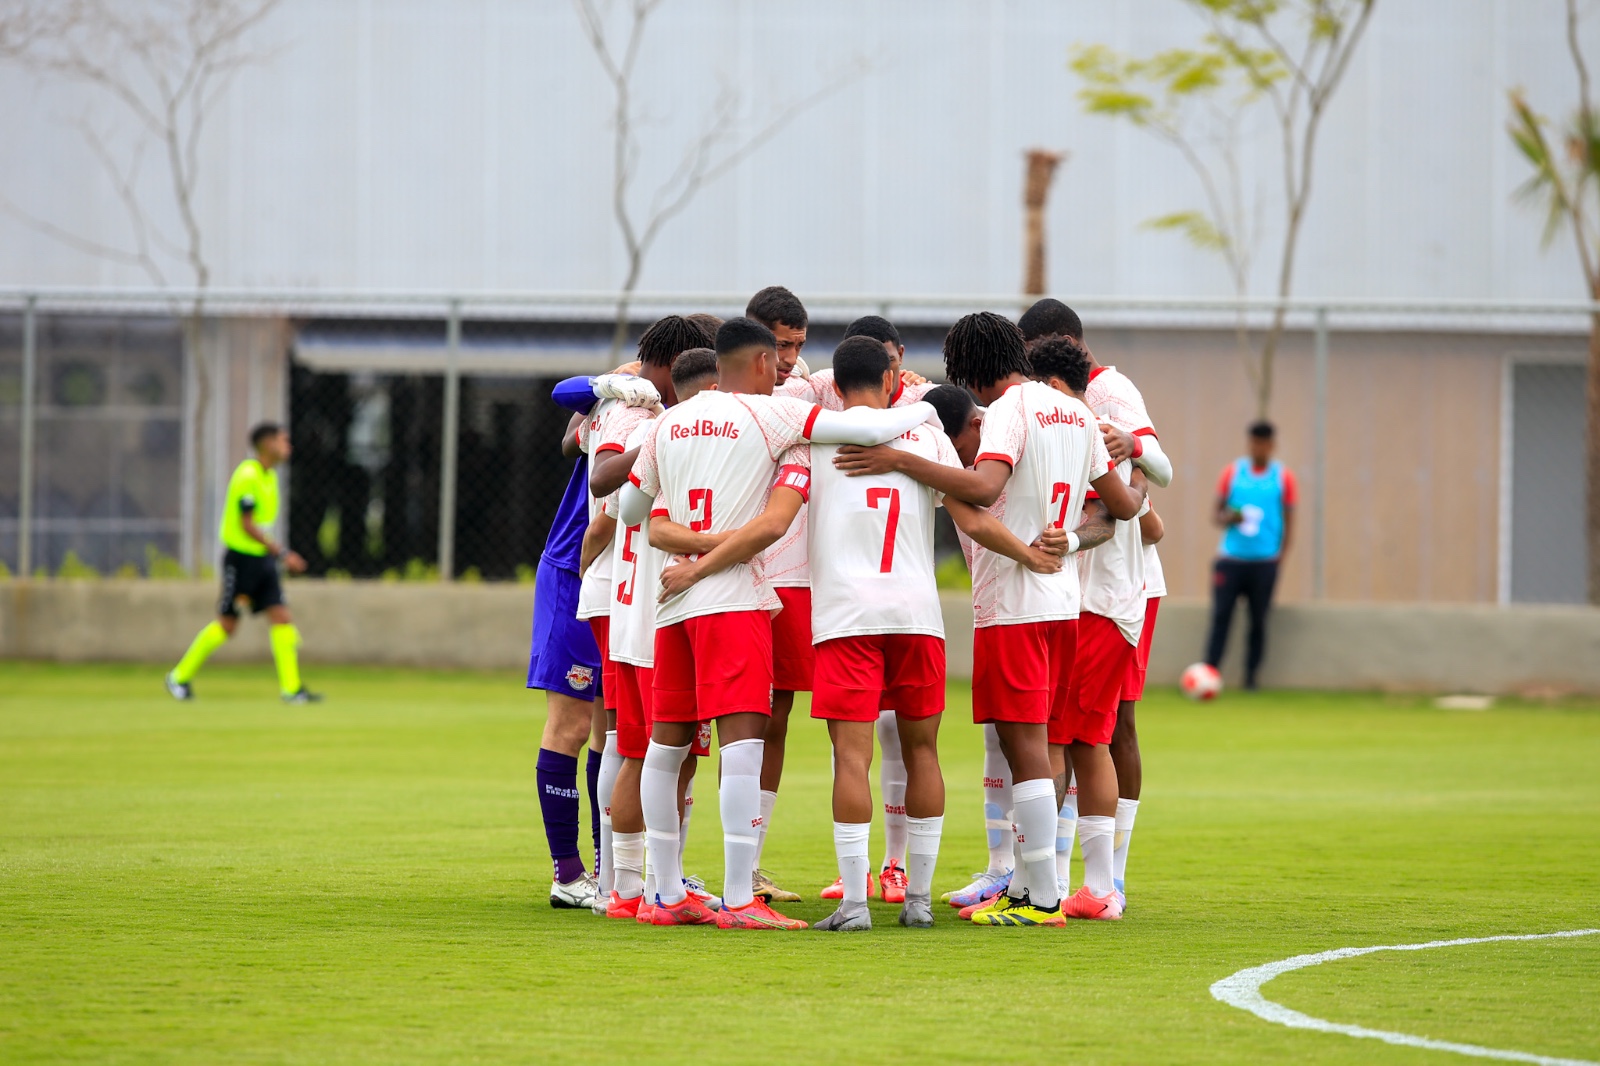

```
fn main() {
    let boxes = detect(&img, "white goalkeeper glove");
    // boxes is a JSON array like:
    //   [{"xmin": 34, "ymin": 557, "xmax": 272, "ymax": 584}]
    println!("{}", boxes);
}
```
[
  {"xmin": 593, "ymin": 373, "xmax": 662, "ymax": 410},
  {"xmin": 791, "ymin": 355, "xmax": 812, "ymax": 381}
]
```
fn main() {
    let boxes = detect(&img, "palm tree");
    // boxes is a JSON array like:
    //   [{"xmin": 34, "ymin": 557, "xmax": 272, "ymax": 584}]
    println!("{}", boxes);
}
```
[{"xmin": 1507, "ymin": 0, "xmax": 1600, "ymax": 604}]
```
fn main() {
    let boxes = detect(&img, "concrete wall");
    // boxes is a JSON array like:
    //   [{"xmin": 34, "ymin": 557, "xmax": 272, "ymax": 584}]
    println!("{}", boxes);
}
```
[{"xmin": 4, "ymin": 580, "xmax": 1598, "ymax": 696}]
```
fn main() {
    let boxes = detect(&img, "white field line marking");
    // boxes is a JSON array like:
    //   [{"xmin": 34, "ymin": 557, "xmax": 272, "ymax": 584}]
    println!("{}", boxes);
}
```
[{"xmin": 1210, "ymin": 929, "xmax": 1600, "ymax": 1065}]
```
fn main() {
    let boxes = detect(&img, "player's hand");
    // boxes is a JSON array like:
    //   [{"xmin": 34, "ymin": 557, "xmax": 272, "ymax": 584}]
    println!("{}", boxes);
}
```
[
  {"xmin": 610, "ymin": 360, "xmax": 642, "ymax": 376},
  {"xmin": 594, "ymin": 373, "xmax": 662, "ymax": 409},
  {"xmin": 1101, "ymin": 421, "xmax": 1136, "ymax": 462},
  {"xmin": 1034, "ymin": 527, "xmax": 1070, "ymax": 557},
  {"xmin": 1021, "ymin": 546, "xmax": 1064, "ymax": 575},
  {"xmin": 899, "ymin": 368, "xmax": 928, "ymax": 387},
  {"xmin": 282, "ymin": 551, "xmax": 307, "ymax": 574},
  {"xmin": 791, "ymin": 355, "xmax": 812, "ymax": 381},
  {"xmin": 658, "ymin": 558, "xmax": 703, "ymax": 601},
  {"xmin": 832, "ymin": 444, "xmax": 902, "ymax": 477}
]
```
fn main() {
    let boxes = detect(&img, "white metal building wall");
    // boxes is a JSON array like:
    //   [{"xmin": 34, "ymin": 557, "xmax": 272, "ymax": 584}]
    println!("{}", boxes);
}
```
[{"xmin": 1, "ymin": 0, "xmax": 1594, "ymax": 302}]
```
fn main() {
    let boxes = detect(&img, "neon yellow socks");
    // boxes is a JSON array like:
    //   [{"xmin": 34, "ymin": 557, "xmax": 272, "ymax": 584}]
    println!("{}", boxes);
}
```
[
  {"xmin": 269, "ymin": 623, "xmax": 302, "ymax": 696},
  {"xmin": 173, "ymin": 621, "xmax": 229, "ymax": 684}
]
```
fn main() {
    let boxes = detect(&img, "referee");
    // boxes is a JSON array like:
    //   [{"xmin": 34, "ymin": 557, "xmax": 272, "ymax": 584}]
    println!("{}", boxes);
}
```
[{"xmin": 166, "ymin": 422, "xmax": 320, "ymax": 704}]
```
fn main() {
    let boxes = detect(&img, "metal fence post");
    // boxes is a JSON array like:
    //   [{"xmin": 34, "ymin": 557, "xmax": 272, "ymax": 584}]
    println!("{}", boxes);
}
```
[
  {"xmin": 18, "ymin": 294, "xmax": 37, "ymax": 578},
  {"xmin": 1311, "ymin": 304, "xmax": 1329, "ymax": 600},
  {"xmin": 437, "ymin": 299, "xmax": 462, "ymax": 580}
]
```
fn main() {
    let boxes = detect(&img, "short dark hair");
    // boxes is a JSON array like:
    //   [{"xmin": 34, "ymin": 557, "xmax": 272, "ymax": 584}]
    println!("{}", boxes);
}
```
[
  {"xmin": 249, "ymin": 422, "xmax": 282, "ymax": 448},
  {"xmin": 942, "ymin": 312, "xmax": 1029, "ymax": 391},
  {"xmin": 1027, "ymin": 336, "xmax": 1092, "ymax": 394},
  {"xmin": 638, "ymin": 315, "xmax": 716, "ymax": 367},
  {"xmin": 831, "ymin": 336, "xmax": 893, "ymax": 395},
  {"xmin": 745, "ymin": 286, "xmax": 808, "ymax": 331},
  {"xmin": 687, "ymin": 312, "xmax": 724, "ymax": 335},
  {"xmin": 1249, "ymin": 420, "xmax": 1275, "ymax": 439},
  {"xmin": 843, "ymin": 314, "xmax": 900, "ymax": 347},
  {"xmin": 715, "ymin": 316, "xmax": 777, "ymax": 357},
  {"xmin": 924, "ymin": 384, "xmax": 977, "ymax": 440},
  {"xmin": 1018, "ymin": 298, "xmax": 1083, "ymax": 343},
  {"xmin": 670, "ymin": 347, "xmax": 718, "ymax": 389}
]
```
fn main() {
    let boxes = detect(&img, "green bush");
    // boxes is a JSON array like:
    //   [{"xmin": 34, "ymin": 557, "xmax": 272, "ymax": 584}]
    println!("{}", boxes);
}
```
[
  {"xmin": 56, "ymin": 551, "xmax": 99, "ymax": 580},
  {"xmin": 515, "ymin": 564, "xmax": 537, "ymax": 584},
  {"xmin": 934, "ymin": 553, "xmax": 971, "ymax": 590},
  {"xmin": 144, "ymin": 545, "xmax": 187, "ymax": 579}
]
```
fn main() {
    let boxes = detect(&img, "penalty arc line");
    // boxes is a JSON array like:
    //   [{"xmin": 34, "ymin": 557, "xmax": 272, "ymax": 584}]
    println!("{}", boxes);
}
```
[{"xmin": 1210, "ymin": 929, "xmax": 1600, "ymax": 1066}]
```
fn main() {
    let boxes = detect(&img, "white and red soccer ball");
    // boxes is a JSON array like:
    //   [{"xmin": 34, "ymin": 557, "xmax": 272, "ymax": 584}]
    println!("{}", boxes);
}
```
[{"xmin": 1180, "ymin": 662, "xmax": 1223, "ymax": 701}]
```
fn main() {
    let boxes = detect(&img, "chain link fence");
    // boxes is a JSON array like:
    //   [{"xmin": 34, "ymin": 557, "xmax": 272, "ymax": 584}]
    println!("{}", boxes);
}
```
[{"xmin": 0, "ymin": 290, "xmax": 1591, "ymax": 603}]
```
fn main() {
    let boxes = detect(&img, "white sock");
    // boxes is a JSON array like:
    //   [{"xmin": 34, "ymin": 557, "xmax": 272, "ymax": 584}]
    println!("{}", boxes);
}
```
[
  {"xmin": 1012, "ymin": 778, "xmax": 1060, "ymax": 909},
  {"xmin": 721, "ymin": 740, "xmax": 764, "ymax": 910},
  {"xmin": 678, "ymin": 775, "xmax": 695, "ymax": 870},
  {"xmin": 612, "ymin": 830, "xmax": 645, "ymax": 900},
  {"xmin": 1056, "ymin": 776, "xmax": 1078, "ymax": 886},
  {"xmin": 982, "ymin": 724, "xmax": 1014, "ymax": 873},
  {"xmin": 641, "ymin": 741, "xmax": 690, "ymax": 905},
  {"xmin": 905, "ymin": 815, "xmax": 943, "ymax": 902},
  {"xmin": 1079, "ymin": 814, "xmax": 1116, "ymax": 897},
  {"xmin": 596, "ymin": 732, "xmax": 622, "ymax": 895},
  {"xmin": 754, "ymin": 789, "xmax": 778, "ymax": 869},
  {"xmin": 833, "ymin": 821, "xmax": 871, "ymax": 906},
  {"xmin": 642, "ymin": 851, "xmax": 655, "ymax": 905},
  {"xmin": 876, "ymin": 710, "xmax": 908, "ymax": 869},
  {"xmin": 1113, "ymin": 797, "xmax": 1140, "ymax": 894}
]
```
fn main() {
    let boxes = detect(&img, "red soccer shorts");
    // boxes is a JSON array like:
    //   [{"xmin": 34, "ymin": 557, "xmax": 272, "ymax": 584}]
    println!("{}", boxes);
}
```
[
  {"xmin": 1057, "ymin": 611, "xmax": 1138, "ymax": 746},
  {"xmin": 771, "ymin": 586, "xmax": 815, "ymax": 692},
  {"xmin": 1121, "ymin": 596, "xmax": 1162, "ymax": 703},
  {"xmin": 613, "ymin": 662, "xmax": 653, "ymax": 759},
  {"xmin": 811, "ymin": 633, "xmax": 945, "ymax": 723},
  {"xmin": 652, "ymin": 610, "xmax": 774, "ymax": 722},
  {"xmin": 588, "ymin": 617, "xmax": 618, "ymax": 711},
  {"xmin": 972, "ymin": 620, "xmax": 1077, "ymax": 726}
]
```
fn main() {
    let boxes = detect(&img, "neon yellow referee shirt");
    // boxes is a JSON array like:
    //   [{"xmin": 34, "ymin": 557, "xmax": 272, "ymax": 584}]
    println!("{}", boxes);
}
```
[{"xmin": 219, "ymin": 458, "xmax": 278, "ymax": 556}]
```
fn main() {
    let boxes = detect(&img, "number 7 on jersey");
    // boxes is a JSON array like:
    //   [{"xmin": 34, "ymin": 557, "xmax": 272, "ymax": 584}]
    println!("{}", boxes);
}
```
[{"xmin": 867, "ymin": 487, "xmax": 901, "ymax": 573}]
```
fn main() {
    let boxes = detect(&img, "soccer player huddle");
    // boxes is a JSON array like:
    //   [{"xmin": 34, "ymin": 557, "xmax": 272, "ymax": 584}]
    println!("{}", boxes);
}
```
[{"xmin": 526, "ymin": 287, "xmax": 1172, "ymax": 931}]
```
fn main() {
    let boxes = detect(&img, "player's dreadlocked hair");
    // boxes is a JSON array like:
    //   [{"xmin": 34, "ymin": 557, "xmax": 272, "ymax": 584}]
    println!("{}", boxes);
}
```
[
  {"xmin": 941, "ymin": 311, "xmax": 1028, "ymax": 391},
  {"xmin": 745, "ymin": 286, "xmax": 808, "ymax": 331},
  {"xmin": 843, "ymin": 314, "xmax": 901, "ymax": 347},
  {"xmin": 638, "ymin": 315, "xmax": 716, "ymax": 367},
  {"xmin": 670, "ymin": 347, "xmax": 718, "ymax": 390},
  {"xmin": 924, "ymin": 384, "xmax": 977, "ymax": 441},
  {"xmin": 1026, "ymin": 336, "xmax": 1092, "ymax": 394},
  {"xmin": 1018, "ymin": 298, "xmax": 1083, "ymax": 343}
]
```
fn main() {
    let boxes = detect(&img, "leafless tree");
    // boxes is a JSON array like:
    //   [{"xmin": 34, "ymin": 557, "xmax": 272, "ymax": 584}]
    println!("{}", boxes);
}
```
[
  {"xmin": 573, "ymin": 0, "xmax": 866, "ymax": 358},
  {"xmin": 1, "ymin": 0, "xmax": 282, "ymax": 568}
]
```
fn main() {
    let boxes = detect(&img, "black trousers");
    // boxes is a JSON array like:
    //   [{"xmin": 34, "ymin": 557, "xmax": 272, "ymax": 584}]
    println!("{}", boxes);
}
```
[{"xmin": 1204, "ymin": 558, "xmax": 1279, "ymax": 684}]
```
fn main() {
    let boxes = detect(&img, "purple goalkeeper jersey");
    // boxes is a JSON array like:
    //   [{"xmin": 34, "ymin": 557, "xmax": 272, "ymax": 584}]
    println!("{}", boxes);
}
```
[{"xmin": 541, "ymin": 453, "xmax": 588, "ymax": 573}]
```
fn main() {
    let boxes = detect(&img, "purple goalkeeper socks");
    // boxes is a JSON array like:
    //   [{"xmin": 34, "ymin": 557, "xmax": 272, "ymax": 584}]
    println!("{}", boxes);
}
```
[
  {"xmin": 586, "ymin": 748, "xmax": 602, "ymax": 874},
  {"xmin": 536, "ymin": 748, "xmax": 585, "ymax": 884}
]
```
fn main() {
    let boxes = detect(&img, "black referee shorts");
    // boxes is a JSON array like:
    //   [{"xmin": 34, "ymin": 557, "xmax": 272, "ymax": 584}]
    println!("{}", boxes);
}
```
[{"xmin": 217, "ymin": 549, "xmax": 286, "ymax": 618}]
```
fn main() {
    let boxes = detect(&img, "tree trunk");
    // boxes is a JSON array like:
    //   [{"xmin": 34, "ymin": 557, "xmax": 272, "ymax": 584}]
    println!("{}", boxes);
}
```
[
  {"xmin": 1588, "ymin": 291, "xmax": 1600, "ymax": 604},
  {"xmin": 1022, "ymin": 149, "xmax": 1064, "ymax": 296}
]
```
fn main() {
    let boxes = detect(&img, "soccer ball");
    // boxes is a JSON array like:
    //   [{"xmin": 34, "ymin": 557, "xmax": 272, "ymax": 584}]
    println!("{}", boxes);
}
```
[{"xmin": 1180, "ymin": 663, "xmax": 1223, "ymax": 701}]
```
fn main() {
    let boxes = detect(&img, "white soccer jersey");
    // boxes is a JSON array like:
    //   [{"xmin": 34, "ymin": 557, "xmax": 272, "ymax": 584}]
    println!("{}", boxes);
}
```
[
  {"xmin": 760, "ymin": 372, "xmax": 934, "ymax": 588},
  {"xmin": 576, "ymin": 400, "xmax": 655, "ymax": 621},
  {"xmin": 608, "ymin": 419, "xmax": 664, "ymax": 666},
  {"xmin": 801, "ymin": 418, "xmax": 961, "ymax": 643},
  {"xmin": 629, "ymin": 389, "xmax": 821, "ymax": 628},
  {"xmin": 1085, "ymin": 364, "xmax": 1166, "ymax": 606},
  {"xmin": 1079, "ymin": 459, "xmax": 1147, "ymax": 644},
  {"xmin": 967, "ymin": 381, "xmax": 1112, "ymax": 628}
]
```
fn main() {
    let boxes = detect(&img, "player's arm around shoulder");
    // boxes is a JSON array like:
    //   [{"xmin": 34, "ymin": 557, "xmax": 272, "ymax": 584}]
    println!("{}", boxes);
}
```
[{"xmin": 657, "ymin": 475, "xmax": 808, "ymax": 601}]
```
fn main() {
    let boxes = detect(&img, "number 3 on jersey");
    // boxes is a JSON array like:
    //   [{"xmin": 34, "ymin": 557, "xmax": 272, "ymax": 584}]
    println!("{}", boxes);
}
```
[
  {"xmin": 688, "ymin": 488, "xmax": 713, "ymax": 532},
  {"xmin": 867, "ymin": 487, "xmax": 901, "ymax": 573}
]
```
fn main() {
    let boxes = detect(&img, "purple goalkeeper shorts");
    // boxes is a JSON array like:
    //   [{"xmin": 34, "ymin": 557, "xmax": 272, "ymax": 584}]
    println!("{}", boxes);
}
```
[{"xmin": 526, "ymin": 557, "xmax": 602, "ymax": 701}]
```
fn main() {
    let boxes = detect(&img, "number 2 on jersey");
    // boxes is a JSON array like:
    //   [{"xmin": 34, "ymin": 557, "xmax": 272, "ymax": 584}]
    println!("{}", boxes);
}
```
[
  {"xmin": 688, "ymin": 488, "xmax": 713, "ymax": 532},
  {"xmin": 1050, "ymin": 482, "xmax": 1072, "ymax": 528},
  {"xmin": 867, "ymin": 487, "xmax": 901, "ymax": 573}
]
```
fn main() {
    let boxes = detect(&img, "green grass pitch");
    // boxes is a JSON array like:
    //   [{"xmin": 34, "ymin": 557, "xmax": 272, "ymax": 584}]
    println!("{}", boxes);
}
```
[{"xmin": 1, "ymin": 661, "xmax": 1597, "ymax": 1064}]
